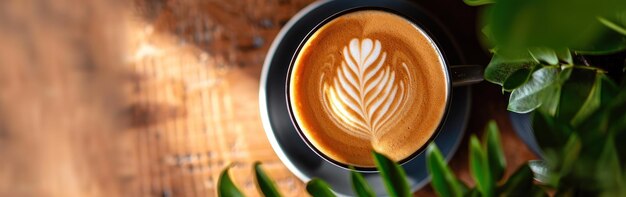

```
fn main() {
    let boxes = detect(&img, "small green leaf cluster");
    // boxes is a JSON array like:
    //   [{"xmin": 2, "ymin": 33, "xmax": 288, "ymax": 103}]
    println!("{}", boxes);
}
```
[
  {"xmin": 470, "ymin": 0, "xmax": 626, "ymax": 114},
  {"xmin": 427, "ymin": 120, "xmax": 546, "ymax": 197},
  {"xmin": 531, "ymin": 78, "xmax": 626, "ymax": 196},
  {"xmin": 486, "ymin": 48, "xmax": 579, "ymax": 114},
  {"xmin": 217, "ymin": 121, "xmax": 535, "ymax": 197},
  {"xmin": 217, "ymin": 152, "xmax": 412, "ymax": 197},
  {"xmin": 217, "ymin": 162, "xmax": 286, "ymax": 197},
  {"xmin": 470, "ymin": 0, "xmax": 626, "ymax": 196}
]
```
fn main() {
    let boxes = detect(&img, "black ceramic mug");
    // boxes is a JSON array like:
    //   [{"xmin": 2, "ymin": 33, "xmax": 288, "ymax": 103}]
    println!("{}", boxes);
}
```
[{"xmin": 284, "ymin": 7, "xmax": 483, "ymax": 171}]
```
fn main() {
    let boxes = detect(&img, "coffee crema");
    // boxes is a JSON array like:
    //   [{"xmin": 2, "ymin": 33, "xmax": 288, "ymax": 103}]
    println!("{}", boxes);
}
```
[{"xmin": 289, "ymin": 10, "xmax": 448, "ymax": 167}]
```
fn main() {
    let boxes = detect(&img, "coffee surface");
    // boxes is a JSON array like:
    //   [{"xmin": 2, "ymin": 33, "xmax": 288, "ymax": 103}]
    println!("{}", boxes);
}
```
[{"xmin": 289, "ymin": 10, "xmax": 448, "ymax": 167}]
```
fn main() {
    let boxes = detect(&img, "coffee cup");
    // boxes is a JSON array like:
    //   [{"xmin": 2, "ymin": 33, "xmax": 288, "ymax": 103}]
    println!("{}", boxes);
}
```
[{"xmin": 285, "ymin": 8, "xmax": 482, "ymax": 171}]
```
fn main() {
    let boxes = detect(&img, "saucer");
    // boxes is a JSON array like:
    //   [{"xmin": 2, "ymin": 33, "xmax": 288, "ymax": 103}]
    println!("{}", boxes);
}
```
[{"xmin": 259, "ymin": 0, "xmax": 471, "ymax": 195}]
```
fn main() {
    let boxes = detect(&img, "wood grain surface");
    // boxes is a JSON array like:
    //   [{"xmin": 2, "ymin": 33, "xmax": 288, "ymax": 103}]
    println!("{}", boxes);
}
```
[{"xmin": 125, "ymin": 1, "xmax": 315, "ymax": 196}]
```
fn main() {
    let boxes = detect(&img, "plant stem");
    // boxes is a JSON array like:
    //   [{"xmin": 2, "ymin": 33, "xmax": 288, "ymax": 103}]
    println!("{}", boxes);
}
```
[
  {"xmin": 559, "ymin": 64, "xmax": 607, "ymax": 73},
  {"xmin": 570, "ymin": 65, "xmax": 607, "ymax": 73}
]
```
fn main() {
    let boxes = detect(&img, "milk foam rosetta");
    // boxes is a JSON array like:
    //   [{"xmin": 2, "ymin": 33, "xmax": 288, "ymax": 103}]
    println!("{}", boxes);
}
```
[
  {"xmin": 289, "ymin": 10, "xmax": 448, "ymax": 167},
  {"xmin": 322, "ymin": 38, "xmax": 408, "ymax": 140}
]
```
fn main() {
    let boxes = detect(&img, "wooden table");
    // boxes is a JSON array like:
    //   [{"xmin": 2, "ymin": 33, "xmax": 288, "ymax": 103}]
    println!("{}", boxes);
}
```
[{"xmin": 125, "ymin": 0, "xmax": 537, "ymax": 196}]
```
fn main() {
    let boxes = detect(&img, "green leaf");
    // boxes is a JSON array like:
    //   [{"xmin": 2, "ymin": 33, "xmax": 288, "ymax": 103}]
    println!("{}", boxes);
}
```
[
  {"xmin": 501, "ymin": 170, "xmax": 544, "ymax": 197},
  {"xmin": 457, "ymin": 180, "xmax": 469, "ymax": 194},
  {"xmin": 601, "ymin": 77, "xmax": 624, "ymax": 130},
  {"xmin": 532, "ymin": 109, "xmax": 573, "ymax": 151},
  {"xmin": 536, "ymin": 66, "xmax": 572, "ymax": 115},
  {"xmin": 607, "ymin": 87, "xmax": 626, "ymax": 135},
  {"xmin": 463, "ymin": 0, "xmax": 495, "ymax": 6},
  {"xmin": 499, "ymin": 165, "xmax": 534, "ymax": 196},
  {"xmin": 555, "ymin": 48, "xmax": 573, "ymax": 65},
  {"xmin": 483, "ymin": 120, "xmax": 506, "ymax": 182},
  {"xmin": 595, "ymin": 136, "xmax": 622, "ymax": 192},
  {"xmin": 306, "ymin": 179, "xmax": 336, "ymax": 197},
  {"xmin": 575, "ymin": 80, "xmax": 623, "ymax": 137},
  {"xmin": 486, "ymin": 0, "xmax": 626, "ymax": 53},
  {"xmin": 373, "ymin": 151, "xmax": 411, "ymax": 197},
  {"xmin": 464, "ymin": 188, "xmax": 481, "ymax": 197},
  {"xmin": 254, "ymin": 162, "xmax": 282, "ymax": 197},
  {"xmin": 571, "ymin": 29, "xmax": 626, "ymax": 55},
  {"xmin": 616, "ymin": 127, "xmax": 626, "ymax": 168},
  {"xmin": 599, "ymin": 16, "xmax": 626, "ymax": 36},
  {"xmin": 556, "ymin": 68, "xmax": 598, "ymax": 125},
  {"xmin": 532, "ymin": 114, "xmax": 582, "ymax": 186},
  {"xmin": 557, "ymin": 66, "xmax": 573, "ymax": 84},
  {"xmin": 469, "ymin": 135, "xmax": 495, "ymax": 197},
  {"xmin": 426, "ymin": 145, "xmax": 463, "ymax": 197},
  {"xmin": 529, "ymin": 185, "xmax": 550, "ymax": 197},
  {"xmin": 350, "ymin": 167, "xmax": 375, "ymax": 197},
  {"xmin": 535, "ymin": 65, "xmax": 570, "ymax": 115},
  {"xmin": 508, "ymin": 67, "xmax": 558, "ymax": 113},
  {"xmin": 528, "ymin": 160, "xmax": 550, "ymax": 184},
  {"xmin": 598, "ymin": 74, "xmax": 620, "ymax": 106},
  {"xmin": 218, "ymin": 165, "xmax": 245, "ymax": 197},
  {"xmin": 481, "ymin": 25, "xmax": 496, "ymax": 50},
  {"xmin": 503, "ymin": 68, "xmax": 532, "ymax": 91},
  {"xmin": 554, "ymin": 188, "xmax": 576, "ymax": 197},
  {"xmin": 536, "ymin": 81, "xmax": 561, "ymax": 116},
  {"xmin": 529, "ymin": 48, "xmax": 559, "ymax": 65},
  {"xmin": 558, "ymin": 133, "xmax": 581, "ymax": 176},
  {"xmin": 622, "ymin": 175, "xmax": 626, "ymax": 197},
  {"xmin": 569, "ymin": 72, "xmax": 605, "ymax": 126},
  {"xmin": 484, "ymin": 53, "xmax": 537, "ymax": 85}
]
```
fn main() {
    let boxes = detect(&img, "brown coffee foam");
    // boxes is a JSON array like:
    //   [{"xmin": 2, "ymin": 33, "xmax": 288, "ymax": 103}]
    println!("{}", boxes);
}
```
[{"xmin": 290, "ymin": 10, "xmax": 448, "ymax": 167}]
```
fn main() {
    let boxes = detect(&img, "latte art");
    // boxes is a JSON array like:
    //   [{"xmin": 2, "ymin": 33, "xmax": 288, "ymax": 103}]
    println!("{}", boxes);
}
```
[
  {"xmin": 322, "ymin": 38, "xmax": 408, "ymax": 141},
  {"xmin": 289, "ymin": 10, "xmax": 448, "ymax": 167}
]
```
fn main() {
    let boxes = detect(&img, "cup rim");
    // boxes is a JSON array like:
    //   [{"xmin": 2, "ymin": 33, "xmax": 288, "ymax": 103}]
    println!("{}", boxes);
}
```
[{"xmin": 284, "ymin": 6, "xmax": 454, "ymax": 172}]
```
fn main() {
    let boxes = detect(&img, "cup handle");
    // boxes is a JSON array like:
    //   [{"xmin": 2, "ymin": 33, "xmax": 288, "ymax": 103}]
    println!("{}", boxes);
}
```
[{"xmin": 449, "ymin": 64, "xmax": 484, "ymax": 87}]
